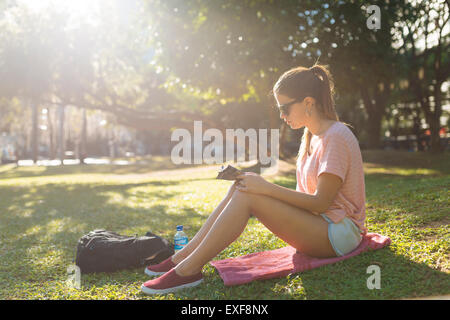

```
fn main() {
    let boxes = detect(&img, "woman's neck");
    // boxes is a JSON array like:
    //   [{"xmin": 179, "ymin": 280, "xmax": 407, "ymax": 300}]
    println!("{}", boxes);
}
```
[{"xmin": 309, "ymin": 119, "xmax": 335, "ymax": 137}]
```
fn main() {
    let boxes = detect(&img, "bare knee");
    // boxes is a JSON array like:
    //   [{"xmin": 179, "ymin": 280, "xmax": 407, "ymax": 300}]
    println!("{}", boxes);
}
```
[
  {"xmin": 229, "ymin": 190, "xmax": 255, "ymax": 213},
  {"xmin": 231, "ymin": 189, "xmax": 249, "ymax": 202},
  {"xmin": 232, "ymin": 191, "xmax": 265, "ymax": 214}
]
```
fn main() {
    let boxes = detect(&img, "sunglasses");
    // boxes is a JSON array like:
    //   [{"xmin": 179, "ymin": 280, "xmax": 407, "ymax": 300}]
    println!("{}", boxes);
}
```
[{"xmin": 276, "ymin": 98, "xmax": 304, "ymax": 116}]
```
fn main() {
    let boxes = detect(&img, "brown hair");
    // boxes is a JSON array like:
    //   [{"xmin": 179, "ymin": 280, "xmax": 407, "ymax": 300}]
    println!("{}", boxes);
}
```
[{"xmin": 273, "ymin": 63, "xmax": 353, "ymax": 161}]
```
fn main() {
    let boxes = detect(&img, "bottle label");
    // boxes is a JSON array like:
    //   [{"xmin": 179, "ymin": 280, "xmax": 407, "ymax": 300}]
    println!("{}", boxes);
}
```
[{"xmin": 174, "ymin": 237, "xmax": 188, "ymax": 251}]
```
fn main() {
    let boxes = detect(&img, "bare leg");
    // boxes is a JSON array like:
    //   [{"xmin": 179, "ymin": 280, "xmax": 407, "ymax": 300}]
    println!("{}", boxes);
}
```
[
  {"xmin": 171, "ymin": 182, "xmax": 237, "ymax": 264},
  {"xmin": 175, "ymin": 190, "xmax": 336, "ymax": 276}
]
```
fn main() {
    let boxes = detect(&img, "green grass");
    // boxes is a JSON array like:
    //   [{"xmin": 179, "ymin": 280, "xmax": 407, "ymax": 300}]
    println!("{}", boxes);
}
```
[{"xmin": 0, "ymin": 150, "xmax": 449, "ymax": 300}]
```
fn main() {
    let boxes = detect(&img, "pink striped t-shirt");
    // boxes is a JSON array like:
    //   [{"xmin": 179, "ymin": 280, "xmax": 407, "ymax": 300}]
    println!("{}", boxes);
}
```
[{"xmin": 296, "ymin": 121, "xmax": 367, "ymax": 233}]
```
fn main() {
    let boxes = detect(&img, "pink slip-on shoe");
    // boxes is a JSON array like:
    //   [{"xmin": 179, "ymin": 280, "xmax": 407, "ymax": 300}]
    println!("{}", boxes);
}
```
[
  {"xmin": 144, "ymin": 257, "xmax": 176, "ymax": 276},
  {"xmin": 141, "ymin": 269, "xmax": 203, "ymax": 295}
]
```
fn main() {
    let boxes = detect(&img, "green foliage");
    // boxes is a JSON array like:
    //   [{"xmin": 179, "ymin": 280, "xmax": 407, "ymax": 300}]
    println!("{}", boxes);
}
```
[
  {"xmin": 146, "ymin": 0, "xmax": 311, "ymax": 102},
  {"xmin": 0, "ymin": 1, "xmax": 448, "ymax": 149},
  {"xmin": 0, "ymin": 1, "xmax": 176, "ymax": 115}
]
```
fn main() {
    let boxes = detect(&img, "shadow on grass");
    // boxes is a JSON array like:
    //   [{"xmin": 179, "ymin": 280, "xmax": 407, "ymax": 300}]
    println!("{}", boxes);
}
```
[{"xmin": 0, "ymin": 179, "xmax": 211, "ymax": 295}]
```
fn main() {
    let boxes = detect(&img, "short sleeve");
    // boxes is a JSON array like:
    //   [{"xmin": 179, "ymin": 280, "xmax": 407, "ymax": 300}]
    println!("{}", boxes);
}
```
[{"xmin": 317, "ymin": 134, "xmax": 349, "ymax": 183}]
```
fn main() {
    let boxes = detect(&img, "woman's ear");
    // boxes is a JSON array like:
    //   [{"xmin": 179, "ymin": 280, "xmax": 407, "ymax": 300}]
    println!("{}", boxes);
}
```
[{"xmin": 304, "ymin": 97, "xmax": 316, "ymax": 108}]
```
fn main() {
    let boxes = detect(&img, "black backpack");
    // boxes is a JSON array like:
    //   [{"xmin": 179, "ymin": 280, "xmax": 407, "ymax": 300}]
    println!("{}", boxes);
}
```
[{"xmin": 75, "ymin": 229, "xmax": 174, "ymax": 274}]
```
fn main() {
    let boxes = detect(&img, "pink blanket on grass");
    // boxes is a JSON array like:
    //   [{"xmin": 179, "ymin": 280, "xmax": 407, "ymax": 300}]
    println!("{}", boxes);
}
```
[{"xmin": 210, "ymin": 233, "xmax": 391, "ymax": 286}]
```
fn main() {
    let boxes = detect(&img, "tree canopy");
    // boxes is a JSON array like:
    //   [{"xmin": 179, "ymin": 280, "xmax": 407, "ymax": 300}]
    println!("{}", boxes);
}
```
[{"xmin": 0, "ymin": 0, "xmax": 448, "ymax": 156}]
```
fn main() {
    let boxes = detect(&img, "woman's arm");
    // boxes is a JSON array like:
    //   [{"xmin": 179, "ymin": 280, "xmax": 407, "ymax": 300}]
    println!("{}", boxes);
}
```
[
  {"xmin": 264, "ymin": 173, "xmax": 343, "ymax": 214},
  {"xmin": 264, "ymin": 182, "xmax": 322, "ymax": 214},
  {"xmin": 236, "ymin": 172, "xmax": 342, "ymax": 214}
]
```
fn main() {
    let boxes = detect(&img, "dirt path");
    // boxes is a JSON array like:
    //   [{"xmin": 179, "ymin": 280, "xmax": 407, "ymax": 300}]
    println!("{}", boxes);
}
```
[{"xmin": 110, "ymin": 158, "xmax": 298, "ymax": 180}]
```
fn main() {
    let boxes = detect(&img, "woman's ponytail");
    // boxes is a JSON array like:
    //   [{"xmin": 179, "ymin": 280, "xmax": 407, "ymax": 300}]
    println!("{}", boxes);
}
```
[{"xmin": 297, "ymin": 64, "xmax": 340, "ymax": 161}]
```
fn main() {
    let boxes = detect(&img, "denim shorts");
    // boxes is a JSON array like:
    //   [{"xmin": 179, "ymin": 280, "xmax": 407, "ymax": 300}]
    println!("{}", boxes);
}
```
[{"xmin": 320, "ymin": 214, "xmax": 362, "ymax": 257}]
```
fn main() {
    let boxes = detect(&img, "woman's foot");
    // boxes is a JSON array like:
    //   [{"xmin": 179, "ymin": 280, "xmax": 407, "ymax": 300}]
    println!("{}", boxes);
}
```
[
  {"xmin": 144, "ymin": 256, "xmax": 176, "ymax": 276},
  {"xmin": 141, "ymin": 268, "xmax": 203, "ymax": 295}
]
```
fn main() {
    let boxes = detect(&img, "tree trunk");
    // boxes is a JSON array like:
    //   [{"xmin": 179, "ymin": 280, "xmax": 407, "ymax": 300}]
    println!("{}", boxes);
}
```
[
  {"xmin": 58, "ymin": 105, "xmax": 65, "ymax": 164},
  {"xmin": 80, "ymin": 108, "xmax": 87, "ymax": 164},
  {"xmin": 428, "ymin": 110, "xmax": 442, "ymax": 154},
  {"xmin": 412, "ymin": 110, "xmax": 423, "ymax": 151},
  {"xmin": 31, "ymin": 101, "xmax": 39, "ymax": 164},
  {"xmin": 47, "ymin": 107, "xmax": 56, "ymax": 159},
  {"xmin": 360, "ymin": 85, "xmax": 387, "ymax": 150},
  {"xmin": 429, "ymin": 34, "xmax": 445, "ymax": 154},
  {"xmin": 367, "ymin": 112, "xmax": 383, "ymax": 150},
  {"xmin": 391, "ymin": 114, "xmax": 400, "ymax": 150}
]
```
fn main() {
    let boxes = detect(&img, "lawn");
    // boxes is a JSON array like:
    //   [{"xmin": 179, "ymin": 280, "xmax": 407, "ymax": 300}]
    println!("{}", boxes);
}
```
[{"xmin": 0, "ymin": 150, "xmax": 449, "ymax": 300}]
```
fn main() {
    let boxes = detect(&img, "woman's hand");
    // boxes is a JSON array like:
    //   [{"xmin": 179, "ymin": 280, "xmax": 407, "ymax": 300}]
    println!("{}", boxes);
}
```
[{"xmin": 235, "ymin": 172, "xmax": 271, "ymax": 195}]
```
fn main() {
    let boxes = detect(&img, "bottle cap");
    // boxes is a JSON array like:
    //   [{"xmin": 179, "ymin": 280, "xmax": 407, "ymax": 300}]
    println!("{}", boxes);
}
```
[{"xmin": 176, "ymin": 225, "xmax": 183, "ymax": 231}]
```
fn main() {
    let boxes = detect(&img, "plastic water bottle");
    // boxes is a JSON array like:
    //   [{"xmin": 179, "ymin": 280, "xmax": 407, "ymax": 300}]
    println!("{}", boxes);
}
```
[{"xmin": 174, "ymin": 225, "xmax": 188, "ymax": 252}]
